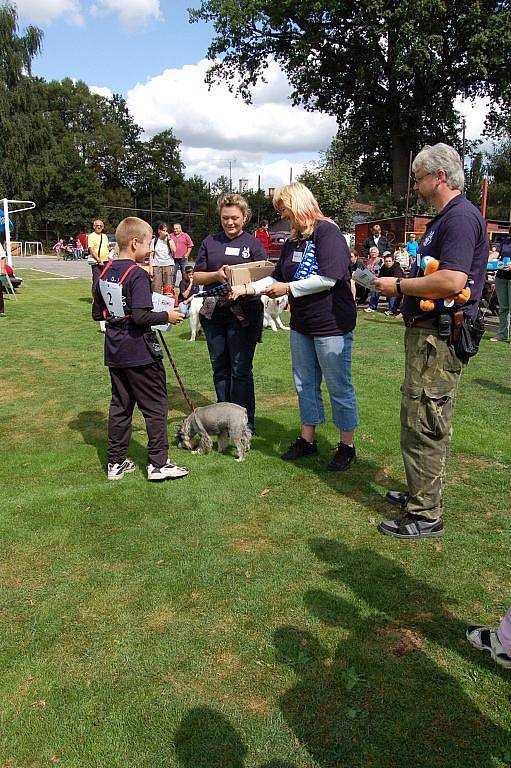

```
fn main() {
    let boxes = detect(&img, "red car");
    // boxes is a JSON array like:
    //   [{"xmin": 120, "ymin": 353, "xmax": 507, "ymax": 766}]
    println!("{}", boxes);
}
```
[{"xmin": 268, "ymin": 231, "xmax": 288, "ymax": 262}]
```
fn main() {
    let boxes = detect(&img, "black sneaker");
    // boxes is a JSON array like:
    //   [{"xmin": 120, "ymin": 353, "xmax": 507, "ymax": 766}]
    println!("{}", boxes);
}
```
[
  {"xmin": 378, "ymin": 512, "xmax": 444, "ymax": 540},
  {"xmin": 281, "ymin": 436, "xmax": 318, "ymax": 461},
  {"xmin": 327, "ymin": 442, "xmax": 356, "ymax": 471},
  {"xmin": 385, "ymin": 490, "xmax": 409, "ymax": 508}
]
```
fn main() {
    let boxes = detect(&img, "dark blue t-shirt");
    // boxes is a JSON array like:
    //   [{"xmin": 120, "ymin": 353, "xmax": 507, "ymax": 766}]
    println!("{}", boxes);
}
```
[
  {"xmin": 195, "ymin": 230, "xmax": 267, "ymax": 275},
  {"xmin": 402, "ymin": 194, "xmax": 488, "ymax": 320},
  {"xmin": 273, "ymin": 220, "xmax": 356, "ymax": 336},
  {"xmin": 178, "ymin": 278, "xmax": 200, "ymax": 303},
  {"xmin": 95, "ymin": 260, "xmax": 156, "ymax": 368}
]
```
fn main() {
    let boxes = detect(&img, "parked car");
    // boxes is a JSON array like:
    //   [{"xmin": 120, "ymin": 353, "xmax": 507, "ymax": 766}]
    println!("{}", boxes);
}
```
[{"xmin": 268, "ymin": 231, "xmax": 288, "ymax": 262}]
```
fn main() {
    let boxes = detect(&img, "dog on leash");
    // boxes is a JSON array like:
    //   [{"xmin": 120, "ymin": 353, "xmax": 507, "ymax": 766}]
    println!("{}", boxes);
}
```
[
  {"xmin": 261, "ymin": 294, "xmax": 289, "ymax": 332},
  {"xmin": 177, "ymin": 403, "xmax": 252, "ymax": 462},
  {"xmin": 188, "ymin": 296, "xmax": 204, "ymax": 342}
]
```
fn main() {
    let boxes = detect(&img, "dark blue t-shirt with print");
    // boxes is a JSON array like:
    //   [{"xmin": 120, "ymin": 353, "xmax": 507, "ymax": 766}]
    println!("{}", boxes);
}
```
[
  {"xmin": 178, "ymin": 278, "xmax": 200, "ymax": 303},
  {"xmin": 194, "ymin": 230, "xmax": 267, "ymax": 275},
  {"xmin": 273, "ymin": 219, "xmax": 356, "ymax": 336},
  {"xmin": 95, "ymin": 259, "xmax": 156, "ymax": 368},
  {"xmin": 402, "ymin": 195, "xmax": 488, "ymax": 320}
]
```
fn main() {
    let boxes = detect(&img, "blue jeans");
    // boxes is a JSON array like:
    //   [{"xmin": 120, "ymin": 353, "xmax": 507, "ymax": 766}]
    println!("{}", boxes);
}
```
[
  {"xmin": 290, "ymin": 330, "xmax": 359, "ymax": 431},
  {"xmin": 173, "ymin": 258, "xmax": 187, "ymax": 288},
  {"xmin": 200, "ymin": 306, "xmax": 262, "ymax": 430},
  {"xmin": 178, "ymin": 301, "xmax": 190, "ymax": 318},
  {"xmin": 369, "ymin": 291, "xmax": 401, "ymax": 313}
]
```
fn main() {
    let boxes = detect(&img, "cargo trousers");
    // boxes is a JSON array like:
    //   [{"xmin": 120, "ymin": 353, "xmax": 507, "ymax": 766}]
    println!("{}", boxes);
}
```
[{"xmin": 400, "ymin": 327, "xmax": 464, "ymax": 520}]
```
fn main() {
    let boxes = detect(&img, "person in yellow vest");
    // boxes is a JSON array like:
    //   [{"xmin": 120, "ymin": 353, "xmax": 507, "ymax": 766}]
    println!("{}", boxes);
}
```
[{"xmin": 88, "ymin": 219, "xmax": 111, "ymax": 332}]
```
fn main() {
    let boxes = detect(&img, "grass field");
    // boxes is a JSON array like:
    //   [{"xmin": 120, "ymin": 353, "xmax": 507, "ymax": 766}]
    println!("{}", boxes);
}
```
[{"xmin": 1, "ymin": 269, "xmax": 511, "ymax": 768}]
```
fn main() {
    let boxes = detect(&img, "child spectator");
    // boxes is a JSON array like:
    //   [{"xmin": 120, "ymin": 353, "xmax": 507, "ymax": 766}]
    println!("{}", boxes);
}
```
[
  {"xmin": 92, "ymin": 216, "xmax": 189, "ymax": 482},
  {"xmin": 365, "ymin": 252, "xmax": 404, "ymax": 315},
  {"xmin": 53, "ymin": 238, "xmax": 65, "ymax": 259},
  {"xmin": 405, "ymin": 232, "xmax": 419, "ymax": 263},
  {"xmin": 177, "ymin": 264, "xmax": 200, "ymax": 317}
]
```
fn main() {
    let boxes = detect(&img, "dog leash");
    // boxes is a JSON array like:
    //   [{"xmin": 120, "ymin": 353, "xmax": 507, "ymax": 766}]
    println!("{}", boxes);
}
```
[{"xmin": 157, "ymin": 330, "xmax": 196, "ymax": 413}]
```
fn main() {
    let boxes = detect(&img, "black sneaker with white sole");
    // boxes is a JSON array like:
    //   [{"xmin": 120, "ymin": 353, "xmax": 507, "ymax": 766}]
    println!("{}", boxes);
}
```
[
  {"xmin": 385, "ymin": 490, "xmax": 410, "ymax": 508},
  {"xmin": 378, "ymin": 512, "xmax": 444, "ymax": 539},
  {"xmin": 281, "ymin": 437, "xmax": 318, "ymax": 461},
  {"xmin": 107, "ymin": 459, "xmax": 136, "ymax": 481},
  {"xmin": 327, "ymin": 442, "xmax": 356, "ymax": 471}
]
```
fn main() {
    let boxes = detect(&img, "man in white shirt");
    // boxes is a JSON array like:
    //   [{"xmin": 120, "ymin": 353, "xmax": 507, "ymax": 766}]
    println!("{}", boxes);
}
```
[{"xmin": 149, "ymin": 222, "xmax": 177, "ymax": 295}]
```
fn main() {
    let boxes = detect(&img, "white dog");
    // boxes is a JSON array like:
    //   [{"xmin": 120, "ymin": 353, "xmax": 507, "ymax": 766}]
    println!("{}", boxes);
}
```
[
  {"xmin": 261, "ymin": 294, "xmax": 289, "ymax": 332},
  {"xmin": 188, "ymin": 296, "xmax": 204, "ymax": 342}
]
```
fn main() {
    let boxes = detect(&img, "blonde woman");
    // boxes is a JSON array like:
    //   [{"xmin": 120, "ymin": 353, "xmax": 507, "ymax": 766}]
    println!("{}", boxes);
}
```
[{"xmin": 231, "ymin": 182, "xmax": 359, "ymax": 470}]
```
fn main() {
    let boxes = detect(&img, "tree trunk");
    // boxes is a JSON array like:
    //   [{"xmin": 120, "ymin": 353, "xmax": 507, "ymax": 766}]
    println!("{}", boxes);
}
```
[{"xmin": 392, "ymin": 132, "xmax": 410, "ymax": 198}]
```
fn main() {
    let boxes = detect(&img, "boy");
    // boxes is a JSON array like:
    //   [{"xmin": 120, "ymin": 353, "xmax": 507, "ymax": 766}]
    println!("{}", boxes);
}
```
[{"xmin": 93, "ymin": 216, "xmax": 189, "ymax": 482}]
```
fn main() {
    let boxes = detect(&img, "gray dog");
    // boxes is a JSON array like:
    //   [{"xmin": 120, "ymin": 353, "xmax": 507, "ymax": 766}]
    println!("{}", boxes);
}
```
[{"xmin": 177, "ymin": 403, "xmax": 252, "ymax": 462}]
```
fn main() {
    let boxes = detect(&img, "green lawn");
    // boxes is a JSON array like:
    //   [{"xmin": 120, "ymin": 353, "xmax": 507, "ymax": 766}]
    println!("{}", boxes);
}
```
[{"xmin": 1, "ymin": 269, "xmax": 511, "ymax": 768}]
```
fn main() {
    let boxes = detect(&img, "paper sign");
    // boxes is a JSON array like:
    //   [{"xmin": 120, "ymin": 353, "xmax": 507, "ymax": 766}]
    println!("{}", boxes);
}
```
[
  {"xmin": 151, "ymin": 291, "xmax": 175, "ymax": 331},
  {"xmin": 352, "ymin": 268, "xmax": 376, "ymax": 289},
  {"xmin": 99, "ymin": 279, "xmax": 125, "ymax": 318}
]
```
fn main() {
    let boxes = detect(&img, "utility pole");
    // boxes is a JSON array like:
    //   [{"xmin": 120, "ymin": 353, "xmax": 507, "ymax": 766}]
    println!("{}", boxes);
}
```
[
  {"xmin": 229, "ymin": 160, "xmax": 232, "ymax": 192},
  {"xmin": 289, "ymin": 167, "xmax": 293, "ymax": 184},
  {"xmin": 461, "ymin": 117, "xmax": 466, "ymax": 168}
]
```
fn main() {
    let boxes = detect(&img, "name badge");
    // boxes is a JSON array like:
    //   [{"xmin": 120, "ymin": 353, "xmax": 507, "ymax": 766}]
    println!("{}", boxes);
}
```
[
  {"xmin": 292, "ymin": 251, "xmax": 303, "ymax": 262},
  {"xmin": 225, "ymin": 246, "xmax": 240, "ymax": 256},
  {"xmin": 99, "ymin": 279, "xmax": 125, "ymax": 318}
]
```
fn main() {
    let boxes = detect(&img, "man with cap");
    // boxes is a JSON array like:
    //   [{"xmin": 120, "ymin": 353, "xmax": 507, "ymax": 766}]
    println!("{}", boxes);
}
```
[
  {"xmin": 177, "ymin": 264, "xmax": 200, "ymax": 317},
  {"xmin": 372, "ymin": 143, "xmax": 488, "ymax": 540}
]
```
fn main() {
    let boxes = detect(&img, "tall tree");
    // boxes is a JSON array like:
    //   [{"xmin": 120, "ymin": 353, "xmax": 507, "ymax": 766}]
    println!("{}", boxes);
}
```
[{"xmin": 190, "ymin": 0, "xmax": 511, "ymax": 196}]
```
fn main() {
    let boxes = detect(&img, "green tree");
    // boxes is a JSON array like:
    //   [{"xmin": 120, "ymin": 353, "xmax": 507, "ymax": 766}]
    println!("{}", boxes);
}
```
[
  {"xmin": 465, "ymin": 152, "xmax": 485, "ymax": 209},
  {"xmin": 486, "ymin": 142, "xmax": 511, "ymax": 222},
  {"xmin": 297, "ymin": 137, "xmax": 356, "ymax": 230},
  {"xmin": 190, "ymin": 0, "xmax": 511, "ymax": 196}
]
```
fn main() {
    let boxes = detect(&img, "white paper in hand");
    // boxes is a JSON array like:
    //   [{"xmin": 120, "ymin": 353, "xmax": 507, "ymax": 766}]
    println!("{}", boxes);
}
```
[
  {"xmin": 352, "ymin": 268, "xmax": 376, "ymax": 289},
  {"xmin": 151, "ymin": 291, "xmax": 175, "ymax": 331}
]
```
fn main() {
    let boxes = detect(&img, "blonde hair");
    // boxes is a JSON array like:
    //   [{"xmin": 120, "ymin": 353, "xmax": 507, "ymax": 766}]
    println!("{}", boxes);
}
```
[
  {"xmin": 273, "ymin": 182, "xmax": 329, "ymax": 240},
  {"xmin": 115, "ymin": 217, "xmax": 152, "ymax": 250},
  {"xmin": 217, "ymin": 192, "xmax": 251, "ymax": 222}
]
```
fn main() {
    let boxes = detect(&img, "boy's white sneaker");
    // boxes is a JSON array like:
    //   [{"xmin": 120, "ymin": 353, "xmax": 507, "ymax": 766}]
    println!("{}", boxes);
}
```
[
  {"xmin": 466, "ymin": 626, "xmax": 511, "ymax": 668},
  {"xmin": 147, "ymin": 460, "xmax": 189, "ymax": 481},
  {"xmin": 107, "ymin": 459, "xmax": 136, "ymax": 480}
]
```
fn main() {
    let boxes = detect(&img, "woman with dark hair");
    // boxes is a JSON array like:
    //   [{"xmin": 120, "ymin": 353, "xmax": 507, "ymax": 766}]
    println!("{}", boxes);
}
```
[{"xmin": 193, "ymin": 193, "xmax": 266, "ymax": 432}]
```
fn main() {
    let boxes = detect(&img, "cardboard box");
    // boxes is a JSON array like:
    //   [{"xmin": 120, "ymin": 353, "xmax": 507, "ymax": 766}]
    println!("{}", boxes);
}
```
[{"xmin": 225, "ymin": 260, "xmax": 275, "ymax": 286}]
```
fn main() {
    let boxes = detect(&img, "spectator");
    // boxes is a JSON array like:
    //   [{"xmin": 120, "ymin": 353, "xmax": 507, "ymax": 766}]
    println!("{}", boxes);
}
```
[
  {"xmin": 177, "ymin": 264, "xmax": 200, "ymax": 317},
  {"xmin": 405, "ymin": 232, "xmax": 419, "ymax": 263},
  {"xmin": 149, "ymin": 222, "xmax": 177, "ymax": 296},
  {"xmin": 361, "ymin": 223, "xmax": 391, "ymax": 258},
  {"xmin": 394, "ymin": 242, "xmax": 410, "ymax": 272},
  {"xmin": 349, "ymin": 250, "xmax": 366, "ymax": 304},
  {"xmin": 366, "ymin": 252, "xmax": 404, "ymax": 316},
  {"xmin": 491, "ymin": 229, "xmax": 511, "ymax": 342},
  {"xmin": 488, "ymin": 243, "xmax": 500, "ymax": 260},
  {"xmin": 193, "ymin": 192, "xmax": 266, "ymax": 433},
  {"xmin": 53, "ymin": 238, "xmax": 65, "ymax": 259},
  {"xmin": 230, "ymin": 181, "xmax": 359, "ymax": 471},
  {"xmin": 467, "ymin": 613, "xmax": 511, "ymax": 669},
  {"xmin": 254, "ymin": 219, "xmax": 272, "ymax": 256},
  {"xmin": 0, "ymin": 254, "xmax": 6, "ymax": 317},
  {"xmin": 73, "ymin": 237, "xmax": 83, "ymax": 261},
  {"xmin": 170, "ymin": 223, "xmax": 194, "ymax": 288},
  {"xmin": 362, "ymin": 247, "xmax": 383, "ymax": 313},
  {"xmin": 88, "ymin": 219, "xmax": 110, "ymax": 288}
]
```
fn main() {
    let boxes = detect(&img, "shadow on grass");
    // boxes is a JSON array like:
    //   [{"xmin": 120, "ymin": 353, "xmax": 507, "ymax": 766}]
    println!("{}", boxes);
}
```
[
  {"xmin": 473, "ymin": 378, "xmax": 511, "ymax": 396},
  {"xmin": 68, "ymin": 409, "xmax": 146, "ymax": 467},
  {"xmin": 270, "ymin": 538, "xmax": 510, "ymax": 768},
  {"xmin": 254, "ymin": 415, "xmax": 404, "ymax": 514},
  {"xmin": 174, "ymin": 706, "xmax": 296, "ymax": 768}
]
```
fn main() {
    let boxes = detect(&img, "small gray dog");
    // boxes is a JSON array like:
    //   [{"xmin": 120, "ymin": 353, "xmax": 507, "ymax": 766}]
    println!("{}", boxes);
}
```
[{"xmin": 177, "ymin": 403, "xmax": 252, "ymax": 462}]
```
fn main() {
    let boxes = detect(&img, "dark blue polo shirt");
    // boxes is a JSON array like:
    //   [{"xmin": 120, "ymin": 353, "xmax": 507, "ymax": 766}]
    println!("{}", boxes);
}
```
[
  {"xmin": 95, "ymin": 260, "xmax": 156, "ymax": 368},
  {"xmin": 273, "ymin": 220, "xmax": 356, "ymax": 336},
  {"xmin": 402, "ymin": 194, "xmax": 488, "ymax": 319}
]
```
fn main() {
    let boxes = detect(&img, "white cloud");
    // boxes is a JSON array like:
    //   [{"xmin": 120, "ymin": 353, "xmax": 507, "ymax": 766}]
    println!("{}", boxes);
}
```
[
  {"xmin": 127, "ymin": 59, "xmax": 336, "ymax": 153},
  {"xmin": 455, "ymin": 95, "xmax": 491, "ymax": 143},
  {"xmin": 14, "ymin": 0, "xmax": 161, "ymax": 27},
  {"xmin": 181, "ymin": 146, "xmax": 314, "ymax": 191},
  {"xmin": 89, "ymin": 84, "xmax": 114, "ymax": 99},
  {"xmin": 90, "ymin": 0, "xmax": 161, "ymax": 27},
  {"xmin": 13, "ymin": 0, "xmax": 83, "ymax": 25}
]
